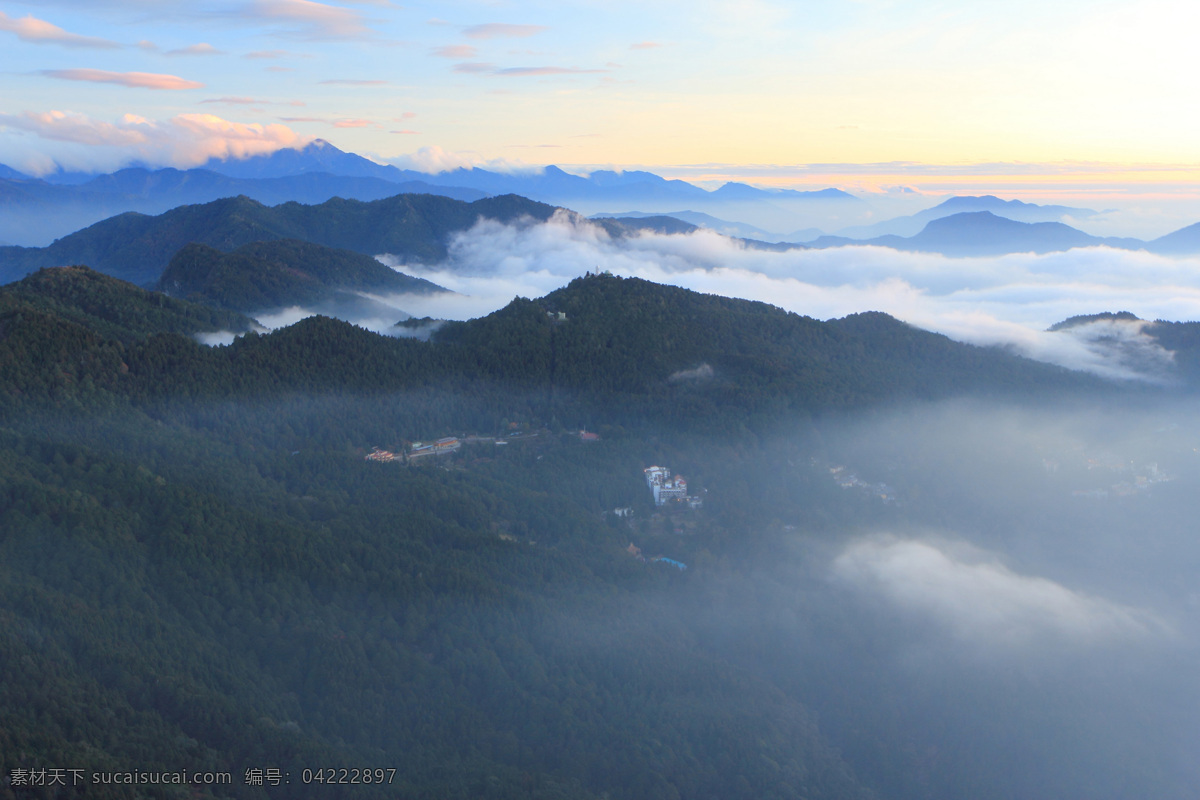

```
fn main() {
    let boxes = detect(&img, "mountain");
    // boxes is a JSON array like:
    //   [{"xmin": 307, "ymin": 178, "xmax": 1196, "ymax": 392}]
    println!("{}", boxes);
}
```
[
  {"xmin": 429, "ymin": 273, "xmax": 1097, "ymax": 412},
  {"xmin": 196, "ymin": 142, "xmax": 871, "ymax": 231},
  {"xmin": 0, "ymin": 265, "xmax": 255, "ymax": 345},
  {"xmin": 0, "ymin": 167, "xmax": 487, "ymax": 248},
  {"xmin": 0, "ymin": 192, "xmax": 558, "ymax": 288},
  {"xmin": 590, "ymin": 215, "xmax": 700, "ymax": 237},
  {"xmin": 2, "ymin": 140, "xmax": 871, "ymax": 245},
  {"xmin": 2, "ymin": 265, "xmax": 1170, "ymax": 800},
  {"xmin": 80, "ymin": 166, "xmax": 487, "ymax": 207},
  {"xmin": 3, "ymin": 267, "xmax": 1106, "ymax": 420},
  {"xmin": 206, "ymin": 143, "xmax": 863, "ymax": 214},
  {"xmin": 0, "ymin": 163, "xmax": 29, "ymax": 180},
  {"xmin": 808, "ymin": 211, "xmax": 1146, "ymax": 256},
  {"xmin": 201, "ymin": 137, "xmax": 401, "ymax": 181},
  {"xmin": 1048, "ymin": 311, "xmax": 1142, "ymax": 331},
  {"xmin": 1047, "ymin": 310, "xmax": 1200, "ymax": 385},
  {"xmin": 1147, "ymin": 221, "xmax": 1200, "ymax": 255},
  {"xmin": 836, "ymin": 194, "xmax": 1100, "ymax": 239},
  {"xmin": 157, "ymin": 239, "xmax": 446, "ymax": 315},
  {"xmin": 902, "ymin": 212, "xmax": 1114, "ymax": 256},
  {"xmin": 4, "ymin": 269, "xmax": 902, "ymax": 800},
  {"xmin": 596, "ymin": 210, "xmax": 819, "ymax": 242}
]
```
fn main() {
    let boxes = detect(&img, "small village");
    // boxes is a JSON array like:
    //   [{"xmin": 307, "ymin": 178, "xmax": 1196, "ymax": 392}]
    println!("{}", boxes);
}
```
[
  {"xmin": 367, "ymin": 434, "xmax": 695, "ymax": 572},
  {"xmin": 363, "ymin": 427, "xmax": 603, "ymax": 464}
]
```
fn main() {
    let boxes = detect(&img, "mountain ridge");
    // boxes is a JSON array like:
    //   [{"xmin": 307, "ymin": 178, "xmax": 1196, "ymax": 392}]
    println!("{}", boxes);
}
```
[{"xmin": 0, "ymin": 192, "xmax": 560, "ymax": 287}]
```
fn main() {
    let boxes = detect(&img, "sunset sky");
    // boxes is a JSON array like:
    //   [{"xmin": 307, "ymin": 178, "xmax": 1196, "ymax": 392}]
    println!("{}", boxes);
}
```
[{"xmin": 2, "ymin": 0, "xmax": 1198, "ymax": 205}]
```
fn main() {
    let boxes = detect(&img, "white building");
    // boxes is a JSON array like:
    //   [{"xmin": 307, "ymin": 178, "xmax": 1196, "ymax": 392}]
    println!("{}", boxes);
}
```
[{"xmin": 644, "ymin": 466, "xmax": 689, "ymax": 506}]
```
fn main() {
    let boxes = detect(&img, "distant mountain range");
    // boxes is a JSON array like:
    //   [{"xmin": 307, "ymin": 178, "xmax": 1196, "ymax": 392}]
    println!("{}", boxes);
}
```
[
  {"xmin": 804, "ymin": 210, "xmax": 1197, "ymax": 256},
  {"xmin": 6, "ymin": 138, "xmax": 1200, "ymax": 292},
  {"xmin": 12, "ymin": 140, "xmax": 1197, "ymax": 257},
  {"xmin": 0, "ymin": 140, "xmax": 867, "ymax": 246},
  {"xmin": 833, "ymin": 195, "xmax": 1101, "ymax": 239},
  {"xmin": 0, "ymin": 165, "xmax": 486, "ymax": 248},
  {"xmin": 606, "ymin": 208, "xmax": 1200, "ymax": 256},
  {"xmin": 7, "ymin": 193, "xmax": 1200, "ymax": 301}
]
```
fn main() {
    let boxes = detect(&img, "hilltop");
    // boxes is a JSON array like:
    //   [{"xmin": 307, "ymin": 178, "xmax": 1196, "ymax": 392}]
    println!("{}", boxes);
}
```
[
  {"xmin": 2, "ymin": 268, "xmax": 1105, "ymax": 422},
  {"xmin": 0, "ymin": 192, "xmax": 558, "ymax": 287}
]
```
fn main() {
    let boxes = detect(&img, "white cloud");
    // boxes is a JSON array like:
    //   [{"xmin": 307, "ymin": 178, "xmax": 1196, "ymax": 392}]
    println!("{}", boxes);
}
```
[
  {"xmin": 462, "ymin": 23, "xmax": 547, "ymax": 40},
  {"xmin": 242, "ymin": 0, "xmax": 371, "ymax": 40},
  {"xmin": 833, "ymin": 537, "xmax": 1165, "ymax": 648},
  {"xmin": 39, "ymin": 69, "xmax": 204, "ymax": 90},
  {"xmin": 387, "ymin": 145, "xmax": 537, "ymax": 174},
  {"xmin": 0, "ymin": 11, "xmax": 120, "ymax": 48},
  {"xmin": 432, "ymin": 44, "xmax": 476, "ymax": 58},
  {"xmin": 0, "ymin": 110, "xmax": 309, "ymax": 173},
  {"xmin": 382, "ymin": 214, "xmax": 1200, "ymax": 380},
  {"xmin": 166, "ymin": 42, "xmax": 224, "ymax": 56}
]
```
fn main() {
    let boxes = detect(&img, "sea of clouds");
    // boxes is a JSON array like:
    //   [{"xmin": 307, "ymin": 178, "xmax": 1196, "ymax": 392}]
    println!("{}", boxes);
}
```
[{"xmin": 369, "ymin": 212, "xmax": 1200, "ymax": 380}]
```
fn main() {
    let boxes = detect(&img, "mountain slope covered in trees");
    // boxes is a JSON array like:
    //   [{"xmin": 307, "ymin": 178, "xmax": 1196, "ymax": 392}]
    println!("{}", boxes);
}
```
[
  {"xmin": 157, "ymin": 239, "xmax": 445, "ymax": 314},
  {"xmin": 3, "ymin": 267, "xmax": 1180, "ymax": 800},
  {"xmin": 0, "ymin": 193, "xmax": 559, "ymax": 287}
]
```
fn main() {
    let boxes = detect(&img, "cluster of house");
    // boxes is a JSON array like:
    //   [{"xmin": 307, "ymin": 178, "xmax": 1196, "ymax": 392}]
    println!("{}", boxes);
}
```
[
  {"xmin": 643, "ymin": 466, "xmax": 703, "ymax": 508},
  {"xmin": 365, "ymin": 436, "xmax": 462, "ymax": 463},
  {"xmin": 410, "ymin": 437, "xmax": 462, "ymax": 459}
]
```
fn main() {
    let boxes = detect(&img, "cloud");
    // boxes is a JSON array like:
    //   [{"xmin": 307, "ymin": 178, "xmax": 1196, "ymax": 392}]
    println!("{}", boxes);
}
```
[
  {"xmin": 166, "ymin": 42, "xmax": 224, "ymax": 56},
  {"xmin": 0, "ymin": 110, "xmax": 309, "ymax": 173},
  {"xmin": 241, "ymin": 0, "xmax": 370, "ymax": 40},
  {"xmin": 318, "ymin": 78, "xmax": 388, "ymax": 85},
  {"xmin": 832, "ymin": 537, "xmax": 1165, "ymax": 649},
  {"xmin": 453, "ymin": 62, "xmax": 496, "ymax": 73},
  {"xmin": 244, "ymin": 49, "xmax": 289, "ymax": 58},
  {"xmin": 463, "ymin": 23, "xmax": 547, "ymax": 39},
  {"xmin": 372, "ymin": 213, "xmax": 1200, "ymax": 380},
  {"xmin": 668, "ymin": 363, "xmax": 714, "ymax": 383},
  {"xmin": 39, "ymin": 69, "xmax": 203, "ymax": 90},
  {"xmin": 432, "ymin": 44, "xmax": 477, "ymax": 58},
  {"xmin": 195, "ymin": 330, "xmax": 240, "ymax": 346},
  {"xmin": 630, "ymin": 41, "xmax": 662, "ymax": 50},
  {"xmin": 331, "ymin": 118, "xmax": 377, "ymax": 128},
  {"xmin": 994, "ymin": 317, "xmax": 1175, "ymax": 383},
  {"xmin": 202, "ymin": 97, "xmax": 305, "ymax": 107},
  {"xmin": 494, "ymin": 66, "xmax": 607, "ymax": 76},
  {"xmin": 453, "ymin": 63, "xmax": 608, "ymax": 77},
  {"xmin": 0, "ymin": 11, "xmax": 120, "ymax": 49},
  {"xmin": 0, "ymin": 111, "xmax": 147, "ymax": 148},
  {"xmin": 390, "ymin": 129, "xmax": 419, "ymax": 134},
  {"xmin": 386, "ymin": 145, "xmax": 537, "ymax": 175}
]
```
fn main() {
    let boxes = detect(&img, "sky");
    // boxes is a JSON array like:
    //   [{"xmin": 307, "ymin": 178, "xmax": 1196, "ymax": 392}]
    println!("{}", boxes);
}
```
[{"xmin": 2, "ymin": 0, "xmax": 1200, "ymax": 208}]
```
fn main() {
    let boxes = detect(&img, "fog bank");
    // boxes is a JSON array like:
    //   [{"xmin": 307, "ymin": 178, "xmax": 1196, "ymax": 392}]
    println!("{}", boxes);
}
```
[{"xmin": 379, "ymin": 213, "xmax": 1200, "ymax": 380}]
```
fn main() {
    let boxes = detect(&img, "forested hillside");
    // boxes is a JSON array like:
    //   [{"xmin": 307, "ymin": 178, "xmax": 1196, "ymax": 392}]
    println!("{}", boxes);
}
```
[
  {"xmin": 157, "ymin": 239, "xmax": 444, "ymax": 313},
  {"xmin": 0, "ymin": 193, "xmax": 558, "ymax": 287},
  {"xmin": 0, "ymin": 267, "xmax": 1150, "ymax": 800}
]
